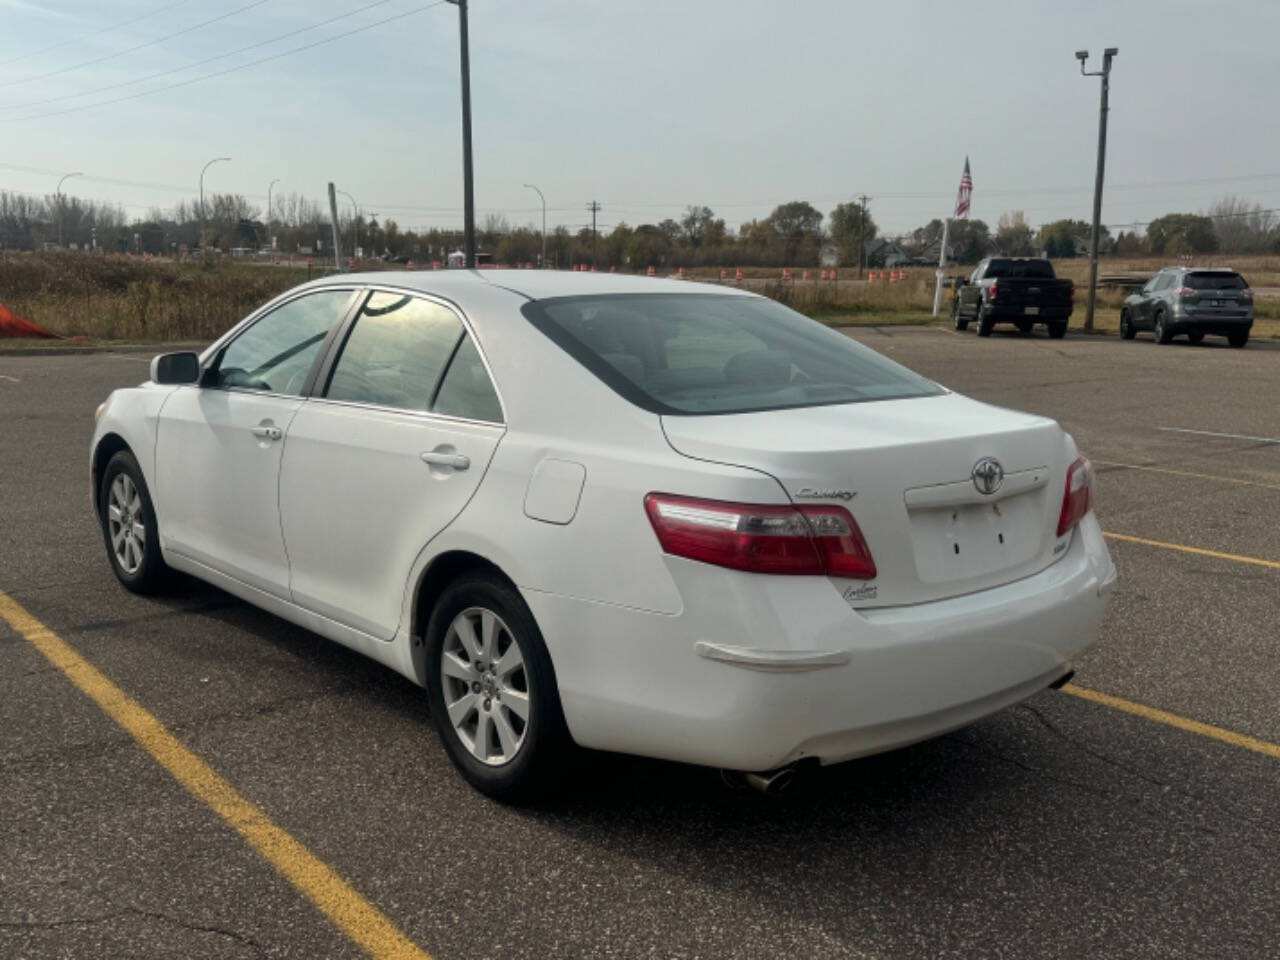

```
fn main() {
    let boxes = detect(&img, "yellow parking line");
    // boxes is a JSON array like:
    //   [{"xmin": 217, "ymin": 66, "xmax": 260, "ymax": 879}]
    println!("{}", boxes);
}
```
[
  {"xmin": 1094, "ymin": 459, "xmax": 1280, "ymax": 493},
  {"xmin": 1102, "ymin": 531, "xmax": 1280, "ymax": 570},
  {"xmin": 0, "ymin": 589, "xmax": 432, "ymax": 960},
  {"xmin": 1062, "ymin": 684, "xmax": 1280, "ymax": 761}
]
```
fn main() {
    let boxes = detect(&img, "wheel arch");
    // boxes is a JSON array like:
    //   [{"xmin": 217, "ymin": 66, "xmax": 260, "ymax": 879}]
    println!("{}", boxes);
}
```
[
  {"xmin": 91, "ymin": 432, "xmax": 132, "ymax": 517},
  {"xmin": 409, "ymin": 549, "xmax": 520, "ymax": 682}
]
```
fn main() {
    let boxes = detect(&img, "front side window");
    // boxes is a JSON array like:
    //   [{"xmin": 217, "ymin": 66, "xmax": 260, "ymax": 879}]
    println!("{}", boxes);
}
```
[
  {"xmin": 524, "ymin": 294, "xmax": 943, "ymax": 416},
  {"xmin": 326, "ymin": 292, "xmax": 464, "ymax": 411},
  {"xmin": 214, "ymin": 289, "xmax": 354, "ymax": 395}
]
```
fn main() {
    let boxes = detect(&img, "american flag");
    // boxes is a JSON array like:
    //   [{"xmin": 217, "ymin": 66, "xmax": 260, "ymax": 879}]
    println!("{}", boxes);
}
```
[{"xmin": 954, "ymin": 157, "xmax": 973, "ymax": 219}]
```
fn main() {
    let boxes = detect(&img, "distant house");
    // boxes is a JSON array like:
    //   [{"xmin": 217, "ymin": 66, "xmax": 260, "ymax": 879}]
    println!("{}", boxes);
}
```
[
  {"xmin": 912, "ymin": 236, "xmax": 957, "ymax": 265},
  {"xmin": 864, "ymin": 238, "xmax": 909, "ymax": 268}
]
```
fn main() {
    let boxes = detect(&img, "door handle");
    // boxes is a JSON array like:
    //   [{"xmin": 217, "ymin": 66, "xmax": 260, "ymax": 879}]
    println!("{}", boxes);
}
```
[
  {"xmin": 420, "ymin": 451, "xmax": 470, "ymax": 470},
  {"xmin": 251, "ymin": 425, "xmax": 283, "ymax": 441}
]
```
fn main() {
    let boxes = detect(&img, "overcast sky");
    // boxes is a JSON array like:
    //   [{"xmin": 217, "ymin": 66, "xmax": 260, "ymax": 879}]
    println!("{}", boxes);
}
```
[{"xmin": 2, "ymin": 0, "xmax": 1278, "ymax": 237}]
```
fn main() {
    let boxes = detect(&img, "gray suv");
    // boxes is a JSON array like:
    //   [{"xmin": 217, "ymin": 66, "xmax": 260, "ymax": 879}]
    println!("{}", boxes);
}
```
[{"xmin": 1120, "ymin": 267, "xmax": 1253, "ymax": 348}]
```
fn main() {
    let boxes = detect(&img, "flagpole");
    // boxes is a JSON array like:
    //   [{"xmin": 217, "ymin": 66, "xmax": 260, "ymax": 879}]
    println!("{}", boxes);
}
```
[{"xmin": 931, "ymin": 217, "xmax": 951, "ymax": 317}]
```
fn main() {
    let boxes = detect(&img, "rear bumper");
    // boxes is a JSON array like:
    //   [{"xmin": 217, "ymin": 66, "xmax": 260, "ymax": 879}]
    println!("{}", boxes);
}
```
[
  {"xmin": 981, "ymin": 304, "xmax": 1073, "ymax": 322},
  {"xmin": 525, "ymin": 514, "xmax": 1115, "ymax": 771},
  {"xmin": 1169, "ymin": 312, "xmax": 1253, "ymax": 333}
]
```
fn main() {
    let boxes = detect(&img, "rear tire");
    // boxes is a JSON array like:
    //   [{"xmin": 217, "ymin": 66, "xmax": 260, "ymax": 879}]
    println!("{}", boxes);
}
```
[
  {"xmin": 424, "ymin": 573, "xmax": 570, "ymax": 801},
  {"xmin": 1154, "ymin": 310, "xmax": 1172, "ymax": 344},
  {"xmin": 1047, "ymin": 321, "xmax": 1067, "ymax": 339},
  {"xmin": 1228, "ymin": 330, "xmax": 1249, "ymax": 349},
  {"xmin": 977, "ymin": 310, "xmax": 994, "ymax": 337},
  {"xmin": 98, "ymin": 450, "xmax": 168, "ymax": 594},
  {"xmin": 952, "ymin": 298, "xmax": 968, "ymax": 331},
  {"xmin": 1120, "ymin": 309, "xmax": 1136, "ymax": 340}
]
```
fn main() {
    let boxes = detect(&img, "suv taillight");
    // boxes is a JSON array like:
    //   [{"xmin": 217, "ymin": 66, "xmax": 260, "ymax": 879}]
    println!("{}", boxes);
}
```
[
  {"xmin": 644, "ymin": 493, "xmax": 877, "ymax": 579},
  {"xmin": 1057, "ymin": 457, "xmax": 1094, "ymax": 537},
  {"xmin": 988, "ymin": 281, "xmax": 999, "ymax": 300},
  {"xmin": 1241, "ymin": 288, "xmax": 1254, "ymax": 302},
  {"xmin": 1177, "ymin": 286, "xmax": 1196, "ymax": 299},
  {"xmin": 1068, "ymin": 282, "xmax": 1075, "ymax": 300}
]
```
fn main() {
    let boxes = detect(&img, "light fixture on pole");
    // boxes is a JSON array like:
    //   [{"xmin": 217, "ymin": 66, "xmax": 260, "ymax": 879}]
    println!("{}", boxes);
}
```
[
  {"xmin": 524, "ymin": 183, "xmax": 546, "ymax": 267},
  {"xmin": 56, "ymin": 171, "xmax": 83, "ymax": 248},
  {"xmin": 199, "ymin": 156, "xmax": 231, "ymax": 252},
  {"xmin": 1077, "ymin": 47, "xmax": 1117, "ymax": 333},
  {"xmin": 337, "ymin": 189, "xmax": 360, "ymax": 257}
]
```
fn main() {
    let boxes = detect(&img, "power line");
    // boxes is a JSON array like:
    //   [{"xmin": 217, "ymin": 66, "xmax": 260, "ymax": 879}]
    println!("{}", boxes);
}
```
[
  {"xmin": 0, "ymin": 0, "xmax": 270, "ymax": 91},
  {"xmin": 0, "ymin": 0, "xmax": 198, "ymax": 69},
  {"xmin": 0, "ymin": 0, "xmax": 399, "ymax": 113},
  {"xmin": 3, "ymin": 1, "xmax": 448, "ymax": 124}
]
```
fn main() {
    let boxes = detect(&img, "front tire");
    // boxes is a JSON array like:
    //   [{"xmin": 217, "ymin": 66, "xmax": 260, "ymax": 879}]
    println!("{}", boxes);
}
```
[
  {"xmin": 424, "ymin": 573, "xmax": 569, "ymax": 801},
  {"xmin": 1120, "ymin": 309, "xmax": 1136, "ymax": 340},
  {"xmin": 1228, "ymin": 330, "xmax": 1249, "ymax": 349},
  {"xmin": 98, "ymin": 450, "xmax": 167, "ymax": 593}
]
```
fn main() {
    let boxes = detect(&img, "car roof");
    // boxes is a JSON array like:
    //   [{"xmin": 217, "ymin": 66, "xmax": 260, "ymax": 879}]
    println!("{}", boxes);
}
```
[{"xmin": 306, "ymin": 268, "xmax": 749, "ymax": 304}]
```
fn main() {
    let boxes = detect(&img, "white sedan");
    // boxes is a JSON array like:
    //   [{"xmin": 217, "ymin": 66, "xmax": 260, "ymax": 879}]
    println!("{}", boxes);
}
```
[{"xmin": 91, "ymin": 271, "xmax": 1116, "ymax": 798}]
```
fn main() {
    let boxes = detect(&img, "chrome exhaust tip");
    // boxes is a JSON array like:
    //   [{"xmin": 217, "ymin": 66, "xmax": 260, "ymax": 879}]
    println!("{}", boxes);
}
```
[{"xmin": 743, "ymin": 765, "xmax": 799, "ymax": 795}]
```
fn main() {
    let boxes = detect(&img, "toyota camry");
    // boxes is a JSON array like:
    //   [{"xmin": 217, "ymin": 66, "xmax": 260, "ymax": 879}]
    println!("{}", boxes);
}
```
[{"xmin": 91, "ymin": 271, "xmax": 1117, "ymax": 798}]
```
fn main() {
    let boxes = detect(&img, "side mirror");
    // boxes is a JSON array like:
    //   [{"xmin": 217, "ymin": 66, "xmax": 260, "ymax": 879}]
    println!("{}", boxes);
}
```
[{"xmin": 150, "ymin": 351, "xmax": 201, "ymax": 385}]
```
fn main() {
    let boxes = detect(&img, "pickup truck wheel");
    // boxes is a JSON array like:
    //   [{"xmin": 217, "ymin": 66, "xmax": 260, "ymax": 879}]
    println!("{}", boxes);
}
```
[
  {"xmin": 1047, "ymin": 322, "xmax": 1067, "ymax": 339},
  {"xmin": 977, "ymin": 311, "xmax": 994, "ymax": 337},
  {"xmin": 1153, "ymin": 310, "xmax": 1172, "ymax": 344},
  {"xmin": 1120, "ymin": 309, "xmax": 1137, "ymax": 340},
  {"xmin": 951, "ymin": 299, "xmax": 968, "ymax": 331}
]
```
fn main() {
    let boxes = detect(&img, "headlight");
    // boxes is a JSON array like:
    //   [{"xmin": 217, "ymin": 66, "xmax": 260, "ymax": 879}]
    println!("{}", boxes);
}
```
[{"xmin": 95, "ymin": 400, "xmax": 108, "ymax": 425}]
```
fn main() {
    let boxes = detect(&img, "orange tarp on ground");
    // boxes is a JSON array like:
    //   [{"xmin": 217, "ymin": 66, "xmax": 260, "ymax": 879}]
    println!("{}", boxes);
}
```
[{"xmin": 0, "ymin": 305, "xmax": 58, "ymax": 339}]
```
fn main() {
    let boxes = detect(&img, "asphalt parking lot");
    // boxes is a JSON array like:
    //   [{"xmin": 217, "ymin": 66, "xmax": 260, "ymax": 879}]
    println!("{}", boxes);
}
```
[{"xmin": 2, "ymin": 327, "xmax": 1278, "ymax": 960}]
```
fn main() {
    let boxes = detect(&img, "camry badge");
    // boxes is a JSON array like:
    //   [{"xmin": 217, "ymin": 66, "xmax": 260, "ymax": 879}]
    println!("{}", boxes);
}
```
[
  {"xmin": 971, "ymin": 458, "xmax": 1004, "ymax": 496},
  {"xmin": 795, "ymin": 487, "xmax": 856, "ymax": 501}
]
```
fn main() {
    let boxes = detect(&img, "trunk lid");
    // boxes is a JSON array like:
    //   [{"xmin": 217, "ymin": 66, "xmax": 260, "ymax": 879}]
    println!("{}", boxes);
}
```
[{"xmin": 661, "ymin": 393, "xmax": 1073, "ymax": 607}]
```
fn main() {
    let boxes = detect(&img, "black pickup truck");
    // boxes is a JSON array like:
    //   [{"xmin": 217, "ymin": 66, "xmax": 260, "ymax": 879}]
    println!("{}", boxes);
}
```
[{"xmin": 952, "ymin": 257, "xmax": 1075, "ymax": 338}]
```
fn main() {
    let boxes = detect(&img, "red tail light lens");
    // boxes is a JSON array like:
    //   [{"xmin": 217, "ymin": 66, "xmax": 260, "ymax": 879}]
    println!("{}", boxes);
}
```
[
  {"xmin": 1056, "ymin": 457, "xmax": 1094, "ymax": 537},
  {"xmin": 1068, "ymin": 282, "xmax": 1075, "ymax": 300},
  {"xmin": 1241, "ymin": 289, "xmax": 1254, "ymax": 302},
  {"xmin": 1177, "ymin": 286, "xmax": 1196, "ymax": 299},
  {"xmin": 988, "ymin": 281, "xmax": 999, "ymax": 300},
  {"xmin": 644, "ymin": 494, "xmax": 877, "ymax": 579}
]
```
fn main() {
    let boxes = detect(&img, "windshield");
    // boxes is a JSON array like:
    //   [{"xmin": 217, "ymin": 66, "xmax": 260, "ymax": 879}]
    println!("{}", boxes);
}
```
[
  {"xmin": 522, "ymin": 293, "xmax": 944, "ymax": 415},
  {"xmin": 984, "ymin": 259, "xmax": 1055, "ymax": 279},
  {"xmin": 1185, "ymin": 272, "xmax": 1247, "ymax": 290}
]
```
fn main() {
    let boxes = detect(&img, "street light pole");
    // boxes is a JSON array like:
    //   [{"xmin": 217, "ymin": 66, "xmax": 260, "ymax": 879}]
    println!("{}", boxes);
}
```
[
  {"xmin": 267, "ymin": 178, "xmax": 279, "ymax": 248},
  {"xmin": 199, "ymin": 156, "xmax": 231, "ymax": 253},
  {"xmin": 56, "ymin": 171, "xmax": 83, "ymax": 248},
  {"xmin": 1077, "ymin": 47, "xmax": 1117, "ymax": 333},
  {"xmin": 337, "ymin": 189, "xmax": 359, "ymax": 257},
  {"xmin": 524, "ymin": 183, "xmax": 546, "ymax": 267},
  {"xmin": 446, "ymin": 0, "xmax": 476, "ymax": 268}
]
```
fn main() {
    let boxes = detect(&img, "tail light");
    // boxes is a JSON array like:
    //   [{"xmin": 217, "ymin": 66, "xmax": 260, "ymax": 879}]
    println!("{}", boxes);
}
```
[
  {"xmin": 644, "ymin": 493, "xmax": 877, "ymax": 579},
  {"xmin": 1177, "ymin": 286, "xmax": 1196, "ymax": 299},
  {"xmin": 1056, "ymin": 457, "xmax": 1094, "ymax": 537},
  {"xmin": 1241, "ymin": 289, "xmax": 1254, "ymax": 302},
  {"xmin": 1068, "ymin": 282, "xmax": 1075, "ymax": 300},
  {"xmin": 988, "ymin": 281, "xmax": 999, "ymax": 300}
]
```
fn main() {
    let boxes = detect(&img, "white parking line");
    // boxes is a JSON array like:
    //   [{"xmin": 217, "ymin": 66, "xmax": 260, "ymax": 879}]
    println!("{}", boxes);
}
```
[
  {"xmin": 1157, "ymin": 427, "xmax": 1280, "ymax": 445},
  {"xmin": 0, "ymin": 374, "xmax": 19, "ymax": 383}
]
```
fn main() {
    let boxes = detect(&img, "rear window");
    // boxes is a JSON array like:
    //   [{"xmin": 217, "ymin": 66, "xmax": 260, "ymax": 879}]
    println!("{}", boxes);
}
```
[
  {"xmin": 984, "ymin": 259, "xmax": 1055, "ymax": 279},
  {"xmin": 522, "ymin": 293, "xmax": 944, "ymax": 415},
  {"xmin": 1185, "ymin": 272, "xmax": 1246, "ymax": 290}
]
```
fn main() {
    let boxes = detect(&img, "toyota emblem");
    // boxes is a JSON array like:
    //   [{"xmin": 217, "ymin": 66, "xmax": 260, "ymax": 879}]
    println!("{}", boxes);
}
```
[{"xmin": 971, "ymin": 457, "xmax": 1004, "ymax": 496}]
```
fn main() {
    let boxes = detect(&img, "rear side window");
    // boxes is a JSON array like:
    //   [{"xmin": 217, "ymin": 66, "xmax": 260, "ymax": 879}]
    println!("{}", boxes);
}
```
[
  {"xmin": 984, "ymin": 259, "xmax": 1055, "ymax": 279},
  {"xmin": 326, "ymin": 292, "xmax": 463, "ymax": 411},
  {"xmin": 1185, "ymin": 272, "xmax": 1246, "ymax": 290},
  {"xmin": 433, "ymin": 335, "xmax": 503, "ymax": 423},
  {"xmin": 523, "ymin": 293, "xmax": 943, "ymax": 415}
]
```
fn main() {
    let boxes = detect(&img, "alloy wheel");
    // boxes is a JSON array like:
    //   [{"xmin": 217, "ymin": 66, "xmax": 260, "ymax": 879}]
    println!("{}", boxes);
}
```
[
  {"xmin": 107, "ymin": 473, "xmax": 146, "ymax": 574},
  {"xmin": 440, "ymin": 607, "xmax": 530, "ymax": 765}
]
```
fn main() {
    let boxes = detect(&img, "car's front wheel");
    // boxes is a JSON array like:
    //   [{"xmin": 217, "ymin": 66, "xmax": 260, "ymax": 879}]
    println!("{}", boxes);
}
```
[
  {"xmin": 99, "ymin": 449, "xmax": 168, "ymax": 593},
  {"xmin": 424, "ymin": 573, "xmax": 569, "ymax": 801}
]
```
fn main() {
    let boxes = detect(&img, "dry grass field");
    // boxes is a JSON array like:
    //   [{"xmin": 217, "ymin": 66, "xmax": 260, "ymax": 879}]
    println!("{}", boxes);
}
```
[{"xmin": 1, "ymin": 251, "xmax": 1276, "ymax": 343}]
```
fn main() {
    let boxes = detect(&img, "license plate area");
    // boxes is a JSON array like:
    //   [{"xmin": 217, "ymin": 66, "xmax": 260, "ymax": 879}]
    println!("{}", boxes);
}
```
[
  {"xmin": 907, "ymin": 490, "xmax": 1045, "ymax": 584},
  {"xmin": 1024, "ymin": 306, "xmax": 1040, "ymax": 315}
]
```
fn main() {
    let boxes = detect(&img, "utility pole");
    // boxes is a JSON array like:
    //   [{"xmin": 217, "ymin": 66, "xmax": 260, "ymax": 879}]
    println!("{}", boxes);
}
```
[
  {"xmin": 588, "ymin": 200, "xmax": 601, "ymax": 268},
  {"xmin": 267, "ymin": 178, "xmax": 279, "ymax": 248},
  {"xmin": 56, "ymin": 171, "xmax": 82, "ymax": 248},
  {"xmin": 446, "ymin": 0, "xmax": 476, "ymax": 268},
  {"xmin": 337, "ymin": 189, "xmax": 359, "ymax": 257},
  {"xmin": 1077, "ymin": 47, "xmax": 1117, "ymax": 333},
  {"xmin": 857, "ymin": 194, "xmax": 870, "ymax": 279},
  {"xmin": 327, "ymin": 182, "xmax": 344, "ymax": 271}
]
